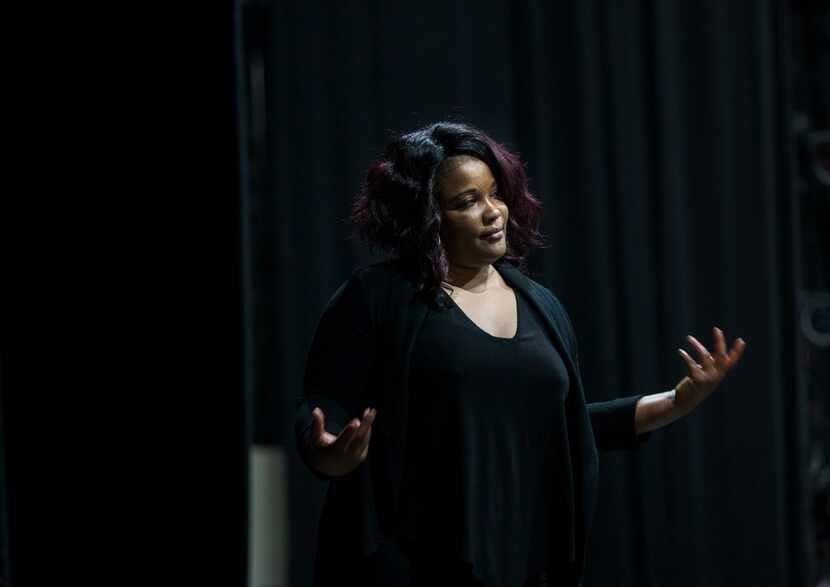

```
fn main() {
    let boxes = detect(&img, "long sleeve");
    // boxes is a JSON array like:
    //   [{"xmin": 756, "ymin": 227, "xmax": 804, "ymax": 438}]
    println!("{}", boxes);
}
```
[
  {"xmin": 587, "ymin": 395, "xmax": 650, "ymax": 451},
  {"xmin": 294, "ymin": 271, "xmax": 378, "ymax": 481}
]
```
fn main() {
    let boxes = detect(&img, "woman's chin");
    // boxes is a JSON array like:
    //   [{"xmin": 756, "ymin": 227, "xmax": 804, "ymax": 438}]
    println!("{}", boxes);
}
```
[{"xmin": 477, "ymin": 242, "xmax": 507, "ymax": 261}]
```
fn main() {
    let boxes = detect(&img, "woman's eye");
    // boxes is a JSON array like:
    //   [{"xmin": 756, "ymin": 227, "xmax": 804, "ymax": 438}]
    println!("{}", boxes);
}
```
[{"xmin": 457, "ymin": 191, "xmax": 499, "ymax": 209}]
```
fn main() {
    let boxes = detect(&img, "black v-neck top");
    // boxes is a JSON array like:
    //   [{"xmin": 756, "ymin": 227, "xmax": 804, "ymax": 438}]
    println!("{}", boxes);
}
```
[
  {"xmin": 297, "ymin": 259, "xmax": 652, "ymax": 587},
  {"xmin": 391, "ymin": 286, "xmax": 574, "ymax": 586}
]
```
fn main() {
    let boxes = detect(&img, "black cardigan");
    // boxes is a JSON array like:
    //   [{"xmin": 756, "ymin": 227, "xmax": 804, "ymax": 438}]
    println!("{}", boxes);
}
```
[{"xmin": 295, "ymin": 257, "xmax": 650, "ymax": 585}]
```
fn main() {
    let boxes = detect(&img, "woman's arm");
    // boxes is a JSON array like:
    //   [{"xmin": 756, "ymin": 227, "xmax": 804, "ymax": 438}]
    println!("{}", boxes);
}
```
[
  {"xmin": 295, "ymin": 271, "xmax": 377, "ymax": 480},
  {"xmin": 634, "ymin": 327, "xmax": 746, "ymax": 435},
  {"xmin": 633, "ymin": 381, "xmax": 689, "ymax": 435},
  {"xmin": 588, "ymin": 395, "xmax": 652, "ymax": 451}
]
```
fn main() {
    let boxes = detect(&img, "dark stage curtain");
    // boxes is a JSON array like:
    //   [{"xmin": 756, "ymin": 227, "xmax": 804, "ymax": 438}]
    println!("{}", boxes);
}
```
[{"xmin": 239, "ymin": 1, "xmax": 807, "ymax": 585}]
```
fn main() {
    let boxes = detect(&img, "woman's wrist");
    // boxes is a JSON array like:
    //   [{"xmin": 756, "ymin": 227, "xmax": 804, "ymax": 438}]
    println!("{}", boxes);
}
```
[
  {"xmin": 673, "ymin": 376, "xmax": 703, "ymax": 414},
  {"xmin": 634, "ymin": 380, "xmax": 698, "ymax": 435}
]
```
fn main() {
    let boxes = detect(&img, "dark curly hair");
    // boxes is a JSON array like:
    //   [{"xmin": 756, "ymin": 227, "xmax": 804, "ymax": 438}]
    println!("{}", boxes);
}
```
[{"xmin": 350, "ymin": 122, "xmax": 546, "ymax": 299}]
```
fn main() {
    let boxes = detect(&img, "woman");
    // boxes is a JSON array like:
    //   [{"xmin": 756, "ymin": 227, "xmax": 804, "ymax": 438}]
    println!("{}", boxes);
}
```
[{"xmin": 294, "ymin": 122, "xmax": 746, "ymax": 587}]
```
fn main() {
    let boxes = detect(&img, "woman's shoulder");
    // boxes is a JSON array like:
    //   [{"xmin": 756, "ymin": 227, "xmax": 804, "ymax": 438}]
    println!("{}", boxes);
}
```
[
  {"xmin": 349, "ymin": 257, "xmax": 416, "ymax": 291},
  {"xmin": 352, "ymin": 257, "xmax": 406, "ymax": 278},
  {"xmin": 496, "ymin": 259, "xmax": 561, "ymax": 306},
  {"xmin": 496, "ymin": 259, "xmax": 574, "ymax": 335},
  {"xmin": 328, "ymin": 258, "xmax": 419, "ymax": 315}
]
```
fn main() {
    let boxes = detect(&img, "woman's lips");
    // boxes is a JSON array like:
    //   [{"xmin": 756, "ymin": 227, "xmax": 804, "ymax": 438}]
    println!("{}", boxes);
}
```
[{"xmin": 480, "ymin": 229, "xmax": 504, "ymax": 242}]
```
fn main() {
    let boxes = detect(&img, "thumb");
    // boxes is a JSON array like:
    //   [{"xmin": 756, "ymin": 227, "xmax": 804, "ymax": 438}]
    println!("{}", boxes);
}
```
[{"xmin": 311, "ymin": 407, "xmax": 326, "ymax": 446}]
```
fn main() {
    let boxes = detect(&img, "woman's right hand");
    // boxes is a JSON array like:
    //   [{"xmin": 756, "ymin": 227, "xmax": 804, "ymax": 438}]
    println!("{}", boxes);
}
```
[{"xmin": 306, "ymin": 406, "xmax": 377, "ymax": 477}]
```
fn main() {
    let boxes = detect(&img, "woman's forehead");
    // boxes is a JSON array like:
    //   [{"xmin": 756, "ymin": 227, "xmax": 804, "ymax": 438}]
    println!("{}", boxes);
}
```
[
  {"xmin": 438, "ymin": 154, "xmax": 486, "ymax": 176},
  {"xmin": 436, "ymin": 156, "xmax": 494, "ymax": 193}
]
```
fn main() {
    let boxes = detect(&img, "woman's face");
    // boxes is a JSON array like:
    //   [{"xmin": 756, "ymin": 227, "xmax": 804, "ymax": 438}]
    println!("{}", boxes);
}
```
[{"xmin": 436, "ymin": 155, "xmax": 509, "ymax": 267}]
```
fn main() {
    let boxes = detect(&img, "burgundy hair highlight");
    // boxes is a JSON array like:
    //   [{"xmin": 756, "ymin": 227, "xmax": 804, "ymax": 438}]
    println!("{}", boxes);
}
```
[{"xmin": 350, "ymin": 122, "xmax": 546, "ymax": 300}]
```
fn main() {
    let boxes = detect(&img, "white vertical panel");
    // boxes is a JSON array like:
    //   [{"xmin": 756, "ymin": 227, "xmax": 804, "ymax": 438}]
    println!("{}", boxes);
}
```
[{"xmin": 249, "ymin": 445, "xmax": 289, "ymax": 587}]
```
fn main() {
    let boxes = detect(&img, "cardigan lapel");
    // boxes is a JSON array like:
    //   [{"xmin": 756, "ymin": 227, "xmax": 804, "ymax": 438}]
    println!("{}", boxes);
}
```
[
  {"xmin": 495, "ymin": 262, "xmax": 572, "ymax": 366},
  {"xmin": 495, "ymin": 260, "xmax": 598, "ymax": 570},
  {"xmin": 365, "ymin": 260, "xmax": 430, "ymax": 538}
]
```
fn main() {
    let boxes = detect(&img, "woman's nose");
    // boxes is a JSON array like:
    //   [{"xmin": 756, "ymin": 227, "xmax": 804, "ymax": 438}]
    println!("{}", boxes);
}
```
[{"xmin": 483, "ymin": 197, "xmax": 502, "ymax": 220}]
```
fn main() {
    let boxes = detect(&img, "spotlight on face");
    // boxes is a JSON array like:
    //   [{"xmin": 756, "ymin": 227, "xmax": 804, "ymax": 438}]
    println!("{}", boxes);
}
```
[{"xmin": 435, "ymin": 155, "xmax": 509, "ymax": 268}]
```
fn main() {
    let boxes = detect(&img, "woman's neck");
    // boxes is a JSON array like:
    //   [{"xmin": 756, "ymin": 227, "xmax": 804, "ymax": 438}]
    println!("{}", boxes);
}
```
[{"xmin": 443, "ymin": 262, "xmax": 496, "ymax": 293}]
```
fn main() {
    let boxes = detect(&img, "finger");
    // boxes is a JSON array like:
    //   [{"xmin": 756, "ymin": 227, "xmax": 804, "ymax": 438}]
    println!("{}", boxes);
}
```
[
  {"xmin": 309, "ymin": 408, "xmax": 339, "ymax": 448},
  {"xmin": 727, "ymin": 338, "xmax": 747, "ymax": 366},
  {"xmin": 713, "ymin": 327, "xmax": 727, "ymax": 359},
  {"xmin": 336, "ymin": 419, "xmax": 361, "ymax": 453},
  {"xmin": 310, "ymin": 407, "xmax": 326, "ymax": 446},
  {"xmin": 360, "ymin": 428, "xmax": 372, "ymax": 460},
  {"xmin": 687, "ymin": 335, "xmax": 715, "ymax": 369},
  {"xmin": 346, "ymin": 409, "xmax": 377, "ymax": 455},
  {"xmin": 352, "ymin": 425, "xmax": 373, "ymax": 462},
  {"xmin": 344, "ymin": 416, "xmax": 367, "ymax": 454},
  {"xmin": 678, "ymin": 347, "xmax": 703, "ymax": 374},
  {"xmin": 359, "ymin": 440, "xmax": 370, "ymax": 461}
]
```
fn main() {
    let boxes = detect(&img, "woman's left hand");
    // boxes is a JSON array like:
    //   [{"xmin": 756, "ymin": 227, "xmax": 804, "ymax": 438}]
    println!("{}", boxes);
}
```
[{"xmin": 676, "ymin": 326, "xmax": 746, "ymax": 411}]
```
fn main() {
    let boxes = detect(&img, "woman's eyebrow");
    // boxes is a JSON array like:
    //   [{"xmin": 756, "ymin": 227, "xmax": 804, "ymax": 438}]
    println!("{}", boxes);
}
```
[
  {"xmin": 451, "ymin": 187, "xmax": 479, "ymax": 201},
  {"xmin": 451, "ymin": 180, "xmax": 498, "ymax": 201}
]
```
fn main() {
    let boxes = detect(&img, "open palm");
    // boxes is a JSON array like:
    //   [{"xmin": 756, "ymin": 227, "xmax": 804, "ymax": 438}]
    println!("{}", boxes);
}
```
[{"xmin": 676, "ymin": 326, "xmax": 746, "ymax": 410}]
